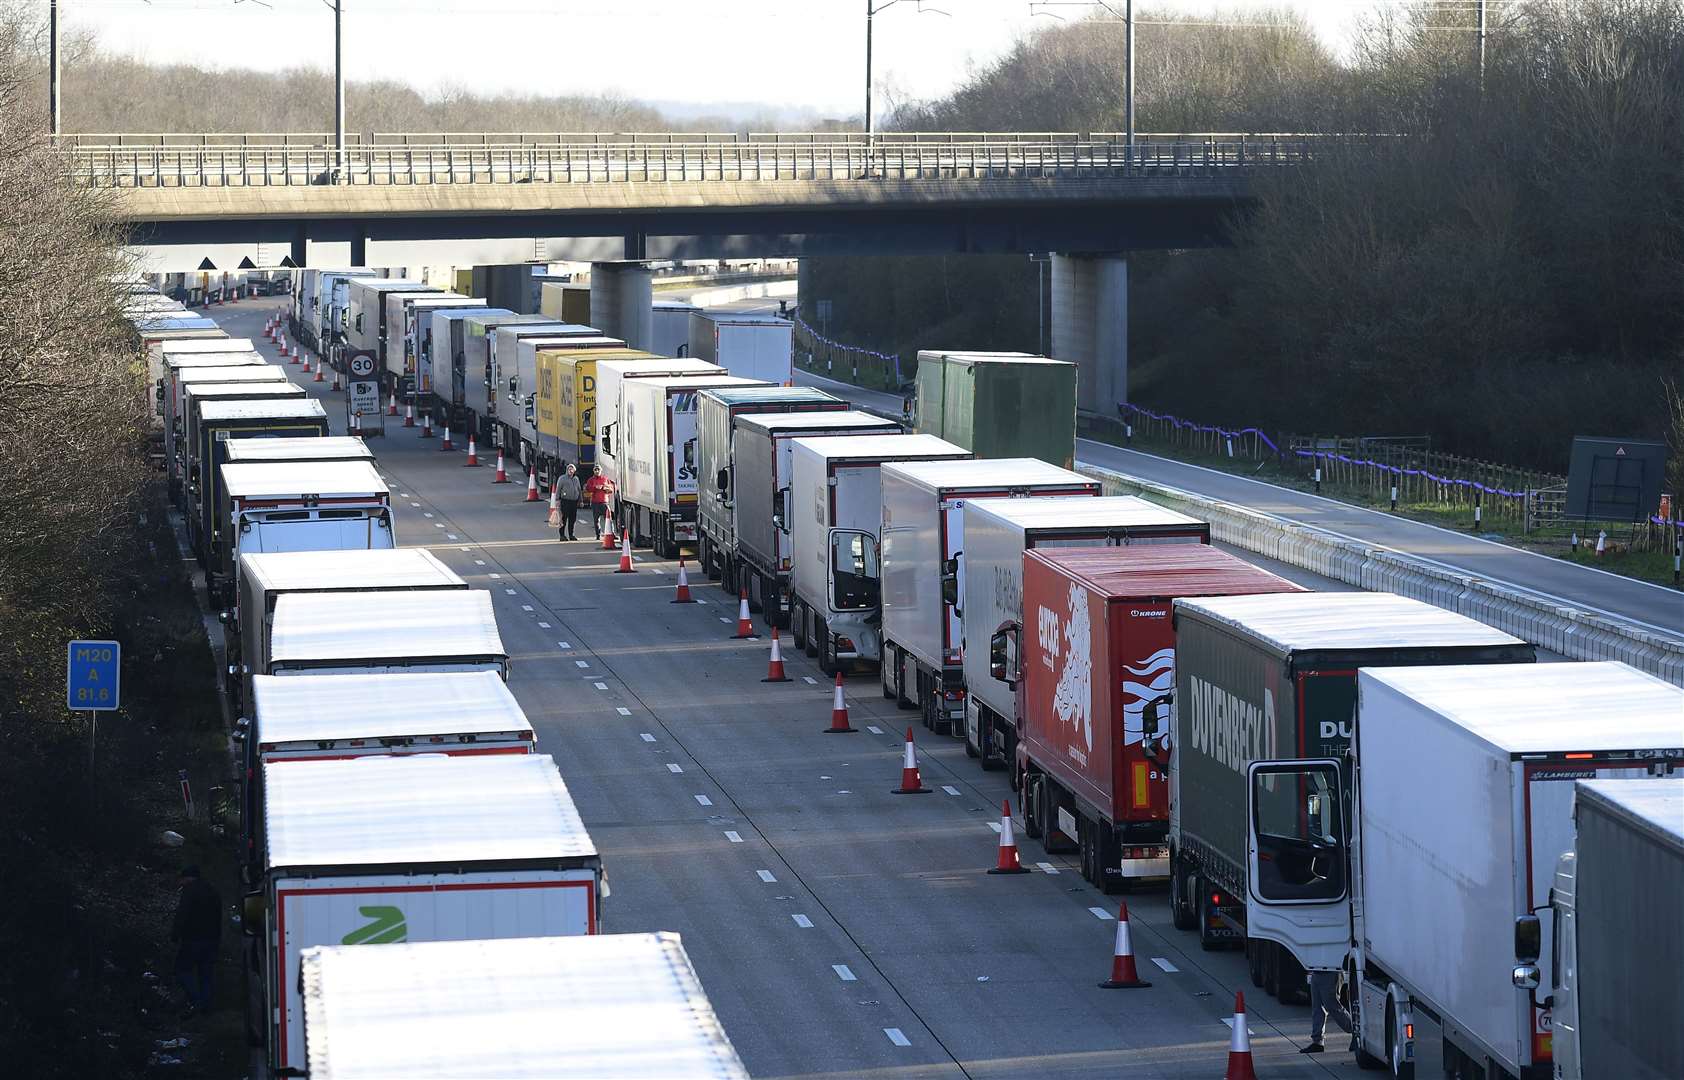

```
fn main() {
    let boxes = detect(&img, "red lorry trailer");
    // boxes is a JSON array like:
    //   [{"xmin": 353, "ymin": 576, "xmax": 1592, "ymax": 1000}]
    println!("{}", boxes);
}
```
[{"xmin": 1006, "ymin": 547, "xmax": 1303, "ymax": 892}]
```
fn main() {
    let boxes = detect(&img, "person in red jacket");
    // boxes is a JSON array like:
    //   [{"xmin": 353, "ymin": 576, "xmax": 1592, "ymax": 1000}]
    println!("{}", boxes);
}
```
[{"xmin": 583, "ymin": 465, "xmax": 615, "ymax": 539}]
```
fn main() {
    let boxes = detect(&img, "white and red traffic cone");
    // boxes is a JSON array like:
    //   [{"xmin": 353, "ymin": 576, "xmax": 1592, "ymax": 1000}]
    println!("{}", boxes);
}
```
[
  {"xmin": 524, "ymin": 469, "xmax": 541, "ymax": 502},
  {"xmin": 403, "ymin": 402, "xmax": 415, "ymax": 428},
  {"xmin": 287, "ymin": 342, "xmax": 299, "ymax": 364},
  {"xmin": 892, "ymin": 727, "xmax": 930, "ymax": 795},
  {"xmin": 601, "ymin": 514, "xmax": 617, "ymax": 550},
  {"xmin": 546, "ymin": 487, "xmax": 561, "ymax": 527},
  {"xmin": 1098, "ymin": 902, "xmax": 1151, "ymax": 987},
  {"xmin": 731, "ymin": 589, "xmax": 757, "ymax": 639},
  {"xmin": 387, "ymin": 393, "xmax": 398, "ymax": 417},
  {"xmin": 313, "ymin": 363, "xmax": 324, "ymax": 383},
  {"xmin": 761, "ymin": 627, "xmax": 791, "ymax": 682},
  {"xmin": 301, "ymin": 353, "xmax": 313, "ymax": 374},
  {"xmin": 330, "ymin": 370, "xmax": 341, "ymax": 391},
  {"xmin": 988, "ymin": 799, "xmax": 1030, "ymax": 875},
  {"xmin": 1224, "ymin": 993, "xmax": 1257, "ymax": 1080},
  {"xmin": 1595, "ymin": 530, "xmax": 1607, "ymax": 557},
  {"xmin": 349, "ymin": 410, "xmax": 361, "ymax": 436},
  {"xmin": 671, "ymin": 558, "xmax": 694, "ymax": 603},
  {"xmin": 825, "ymin": 672, "xmax": 856, "ymax": 733},
  {"xmin": 492, "ymin": 449, "xmax": 510, "ymax": 483},
  {"xmin": 420, "ymin": 411, "xmax": 434, "ymax": 439},
  {"xmin": 440, "ymin": 424, "xmax": 454, "ymax": 451},
  {"xmin": 613, "ymin": 532, "xmax": 636, "ymax": 574},
  {"xmin": 464, "ymin": 433, "xmax": 479, "ymax": 467}
]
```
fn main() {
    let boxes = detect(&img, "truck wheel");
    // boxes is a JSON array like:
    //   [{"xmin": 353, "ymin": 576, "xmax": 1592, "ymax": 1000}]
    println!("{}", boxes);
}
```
[
  {"xmin": 816, "ymin": 616, "xmax": 837, "ymax": 677},
  {"xmin": 1022, "ymin": 774, "xmax": 1044, "ymax": 839},
  {"xmin": 1170, "ymin": 862, "xmax": 1197, "ymax": 931},
  {"xmin": 791, "ymin": 600, "xmax": 807, "ymax": 652},
  {"xmin": 722, "ymin": 557, "xmax": 736, "ymax": 595},
  {"xmin": 1097, "ymin": 826, "xmax": 1124, "ymax": 895},
  {"xmin": 963, "ymin": 722, "xmax": 980, "ymax": 758},
  {"xmin": 1246, "ymin": 941, "xmax": 1265, "ymax": 988},
  {"xmin": 1263, "ymin": 941, "xmax": 1280, "ymax": 998},
  {"xmin": 881, "ymin": 646, "xmax": 897, "ymax": 699}
]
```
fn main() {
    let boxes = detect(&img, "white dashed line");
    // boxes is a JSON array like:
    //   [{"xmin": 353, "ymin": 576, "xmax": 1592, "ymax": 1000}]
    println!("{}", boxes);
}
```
[
  {"xmin": 988, "ymin": 822, "xmax": 1003, "ymax": 834},
  {"xmin": 724, "ymin": 831, "xmax": 743, "ymax": 843},
  {"xmin": 489, "ymin": 572, "xmax": 501, "ymax": 579},
  {"xmin": 884, "ymin": 1029, "xmax": 910, "ymax": 1047},
  {"xmin": 593, "ymin": 682, "xmax": 608, "ymax": 691},
  {"xmin": 1089, "ymin": 907, "xmax": 1115, "ymax": 920},
  {"xmin": 694, "ymin": 794, "xmax": 713, "ymax": 807},
  {"xmin": 718, "ymin": 616, "xmax": 731, "ymax": 624},
  {"xmin": 639, "ymin": 732, "xmax": 655, "ymax": 742},
  {"xmin": 832, "ymin": 965, "xmax": 857, "ymax": 982},
  {"xmin": 458, "ymin": 546, "xmax": 470, "ymax": 552},
  {"xmin": 504, "ymin": 588, "xmax": 516, "ymax": 595},
  {"xmin": 575, "ymin": 660, "xmax": 589, "ymax": 668},
  {"xmin": 866, "ymin": 725, "xmax": 883, "ymax": 735},
  {"xmin": 666, "ymin": 763, "xmax": 683, "ymax": 774},
  {"xmin": 446, "ymin": 533, "xmax": 458, "ymax": 540},
  {"xmin": 521, "ymin": 604, "xmax": 533, "ymax": 612},
  {"xmin": 423, "ymin": 512, "xmax": 434, "ymax": 518},
  {"xmin": 791, "ymin": 914, "xmax": 813, "ymax": 928},
  {"xmin": 474, "ymin": 559, "xmax": 486, "ymax": 565},
  {"xmin": 618, "ymin": 708, "xmax": 633, "ymax": 717},
  {"xmin": 557, "ymin": 641, "xmax": 572, "ymax": 649},
  {"xmin": 755, "ymin": 869, "xmax": 776, "ymax": 883},
  {"xmin": 802, "ymin": 676, "xmax": 817, "ymax": 684},
  {"xmin": 1036, "ymin": 862, "xmax": 1059, "ymax": 875},
  {"xmin": 433, "ymin": 523, "xmax": 445, "ymax": 529},
  {"xmin": 1151, "ymin": 957, "xmax": 1180, "ymax": 973},
  {"xmin": 941, "ymin": 785, "xmax": 961, "ymax": 796},
  {"xmin": 538, "ymin": 621, "xmax": 551, "ymax": 628}
]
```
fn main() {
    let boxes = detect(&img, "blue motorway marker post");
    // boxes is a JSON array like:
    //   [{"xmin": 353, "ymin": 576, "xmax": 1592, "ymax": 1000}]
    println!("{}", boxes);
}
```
[{"xmin": 67, "ymin": 639, "xmax": 121, "ymax": 765}]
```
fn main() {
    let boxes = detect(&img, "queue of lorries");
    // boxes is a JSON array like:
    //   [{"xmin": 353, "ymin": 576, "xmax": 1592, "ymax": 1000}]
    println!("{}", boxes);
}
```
[{"xmin": 129, "ymin": 273, "xmax": 1681, "ymax": 1080}]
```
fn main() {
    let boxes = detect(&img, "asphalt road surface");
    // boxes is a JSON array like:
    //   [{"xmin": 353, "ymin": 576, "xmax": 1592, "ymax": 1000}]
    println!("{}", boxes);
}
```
[{"xmin": 206, "ymin": 297, "xmax": 1393, "ymax": 1079}]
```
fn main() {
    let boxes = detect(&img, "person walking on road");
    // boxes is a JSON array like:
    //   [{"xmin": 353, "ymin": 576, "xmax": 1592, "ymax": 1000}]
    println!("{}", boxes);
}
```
[
  {"xmin": 555, "ymin": 463, "xmax": 583, "ymax": 541},
  {"xmin": 171, "ymin": 865, "xmax": 221, "ymax": 1014},
  {"xmin": 1302, "ymin": 966, "xmax": 1353, "ymax": 1054},
  {"xmin": 584, "ymin": 464, "xmax": 615, "ymax": 540}
]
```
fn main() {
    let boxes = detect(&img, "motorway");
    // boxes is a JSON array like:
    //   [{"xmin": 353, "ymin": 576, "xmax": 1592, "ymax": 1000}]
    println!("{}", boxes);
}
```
[
  {"xmin": 204, "ymin": 297, "xmax": 1375, "ymax": 1079},
  {"xmin": 789, "ymin": 371, "xmax": 1683, "ymax": 640}
]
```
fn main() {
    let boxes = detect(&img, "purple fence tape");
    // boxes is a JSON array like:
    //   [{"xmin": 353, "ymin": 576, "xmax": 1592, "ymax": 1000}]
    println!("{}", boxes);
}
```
[
  {"xmin": 1293, "ymin": 449, "xmax": 1528, "ymax": 499},
  {"xmin": 1117, "ymin": 402, "xmax": 1281, "ymax": 453},
  {"xmin": 794, "ymin": 316, "xmax": 902, "ymax": 383}
]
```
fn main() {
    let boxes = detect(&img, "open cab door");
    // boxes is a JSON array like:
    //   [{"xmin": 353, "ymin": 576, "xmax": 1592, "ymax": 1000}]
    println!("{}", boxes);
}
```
[{"xmin": 1245, "ymin": 758, "xmax": 1352, "ymax": 971}]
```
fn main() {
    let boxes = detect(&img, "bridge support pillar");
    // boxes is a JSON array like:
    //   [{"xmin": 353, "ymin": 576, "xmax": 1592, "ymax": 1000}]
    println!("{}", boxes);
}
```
[
  {"xmin": 589, "ymin": 262, "xmax": 654, "ymax": 352},
  {"xmin": 472, "ymin": 265, "xmax": 538, "ymax": 314},
  {"xmin": 1051, "ymin": 254, "xmax": 1127, "ymax": 415}
]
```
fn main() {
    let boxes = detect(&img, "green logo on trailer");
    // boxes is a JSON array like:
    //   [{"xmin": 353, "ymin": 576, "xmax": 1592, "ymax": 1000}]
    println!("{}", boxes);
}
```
[{"xmin": 341, "ymin": 906, "xmax": 407, "ymax": 945}]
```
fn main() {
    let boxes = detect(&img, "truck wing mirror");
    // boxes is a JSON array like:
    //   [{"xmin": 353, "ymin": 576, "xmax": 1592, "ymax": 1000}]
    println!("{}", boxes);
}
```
[
  {"xmin": 772, "ymin": 489, "xmax": 787, "ymax": 531},
  {"xmin": 241, "ymin": 891, "xmax": 264, "ymax": 937},
  {"xmin": 716, "ymin": 468, "xmax": 730, "ymax": 493},
  {"xmin": 940, "ymin": 555, "xmax": 960, "ymax": 607},
  {"xmin": 988, "ymin": 625, "xmax": 1017, "ymax": 687},
  {"xmin": 508, "ymin": 376, "xmax": 518, "ymax": 395},
  {"xmin": 1513, "ymin": 913, "xmax": 1541, "ymax": 963},
  {"xmin": 1141, "ymin": 693, "xmax": 1172, "ymax": 737}
]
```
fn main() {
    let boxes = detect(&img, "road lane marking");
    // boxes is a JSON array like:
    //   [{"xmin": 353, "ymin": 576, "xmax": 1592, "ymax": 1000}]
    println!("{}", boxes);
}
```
[
  {"xmin": 575, "ymin": 660, "xmax": 590, "ymax": 668},
  {"xmin": 802, "ymin": 676, "xmax": 817, "ymax": 684},
  {"xmin": 832, "ymin": 965, "xmax": 857, "ymax": 982},
  {"xmin": 693, "ymin": 794, "xmax": 714, "ymax": 806},
  {"xmin": 446, "ymin": 533, "xmax": 458, "ymax": 540},
  {"xmin": 593, "ymin": 682, "xmax": 608, "ymax": 690},
  {"xmin": 988, "ymin": 822, "xmax": 1003, "ymax": 834},
  {"xmin": 1151, "ymin": 957, "xmax": 1179, "ymax": 973},
  {"xmin": 666, "ymin": 763, "xmax": 683, "ymax": 774},
  {"xmin": 458, "ymin": 546, "xmax": 470, "ymax": 552},
  {"xmin": 474, "ymin": 559, "xmax": 486, "ymax": 566},
  {"xmin": 866, "ymin": 725, "xmax": 883, "ymax": 735},
  {"xmin": 1088, "ymin": 907, "xmax": 1114, "ymax": 920},
  {"xmin": 1220, "ymin": 1018, "xmax": 1256, "ymax": 1035},
  {"xmin": 423, "ymin": 512, "xmax": 434, "ymax": 518},
  {"xmin": 489, "ymin": 572, "xmax": 501, "ymax": 579},
  {"xmin": 941, "ymin": 785, "xmax": 961, "ymax": 796},
  {"xmin": 792, "ymin": 914, "xmax": 813, "ymax": 928},
  {"xmin": 538, "ymin": 621, "xmax": 550, "ymax": 628},
  {"xmin": 1036, "ymin": 862, "xmax": 1059, "ymax": 875},
  {"xmin": 724, "ymin": 831, "xmax": 743, "ymax": 843},
  {"xmin": 718, "ymin": 617, "xmax": 731, "ymax": 623},
  {"xmin": 504, "ymin": 588, "xmax": 516, "ymax": 595},
  {"xmin": 884, "ymin": 1029, "xmax": 910, "ymax": 1047},
  {"xmin": 618, "ymin": 708, "xmax": 633, "ymax": 716},
  {"xmin": 433, "ymin": 523, "xmax": 445, "ymax": 529},
  {"xmin": 756, "ymin": 869, "xmax": 776, "ymax": 883},
  {"xmin": 557, "ymin": 641, "xmax": 572, "ymax": 649},
  {"xmin": 639, "ymin": 732, "xmax": 655, "ymax": 741}
]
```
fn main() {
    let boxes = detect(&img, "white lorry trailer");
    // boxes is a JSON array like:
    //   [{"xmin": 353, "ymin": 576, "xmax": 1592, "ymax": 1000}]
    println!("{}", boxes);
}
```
[
  {"xmin": 222, "ymin": 436, "xmax": 373, "ymax": 469},
  {"xmin": 343, "ymin": 279, "xmax": 433, "ymax": 396},
  {"xmin": 688, "ymin": 311, "xmax": 794, "ymax": 384},
  {"xmin": 163, "ymin": 360, "xmax": 277, "ymax": 498},
  {"xmin": 595, "ymin": 357, "xmax": 724, "ymax": 502},
  {"xmin": 250, "ymin": 753, "xmax": 602, "ymax": 1073},
  {"xmin": 879, "ymin": 458, "xmax": 1100, "ymax": 735},
  {"xmin": 427, "ymin": 306, "xmax": 512, "ymax": 431},
  {"xmin": 231, "ymin": 548, "xmax": 467, "ymax": 712},
  {"xmin": 509, "ymin": 333, "xmax": 624, "ymax": 472},
  {"xmin": 294, "ymin": 269, "xmax": 375, "ymax": 353},
  {"xmin": 266, "ymin": 589, "xmax": 508, "ymax": 679},
  {"xmin": 959, "ymin": 495, "xmax": 1211, "ymax": 768},
  {"xmin": 390, "ymin": 293, "xmax": 484, "ymax": 406},
  {"xmin": 215, "ymin": 460, "xmax": 394, "ymax": 603},
  {"xmin": 297, "ymin": 933, "xmax": 750, "ymax": 1080},
  {"xmin": 488, "ymin": 322, "xmax": 601, "ymax": 453},
  {"xmin": 1549, "ymin": 777, "xmax": 1684, "ymax": 1080},
  {"xmin": 788, "ymin": 434, "xmax": 970, "ymax": 675},
  {"xmin": 653, "ymin": 298, "xmax": 699, "ymax": 357},
  {"xmin": 618, "ymin": 374, "xmax": 766, "ymax": 557},
  {"xmin": 1241, "ymin": 662, "xmax": 1681, "ymax": 1078},
  {"xmin": 727, "ymin": 411, "xmax": 904, "ymax": 622}
]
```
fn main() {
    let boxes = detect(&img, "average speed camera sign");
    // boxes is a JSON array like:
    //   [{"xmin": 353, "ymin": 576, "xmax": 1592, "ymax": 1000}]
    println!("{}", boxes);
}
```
[{"xmin": 349, "ymin": 353, "xmax": 375, "ymax": 378}]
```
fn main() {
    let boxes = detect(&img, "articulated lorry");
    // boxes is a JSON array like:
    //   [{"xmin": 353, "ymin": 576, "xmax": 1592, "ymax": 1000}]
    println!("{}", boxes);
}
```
[
  {"xmin": 266, "ymin": 589, "xmax": 508, "ymax": 680},
  {"xmin": 343, "ymin": 279, "xmax": 433, "ymax": 394},
  {"xmin": 221, "ymin": 436, "xmax": 372, "ymax": 469},
  {"xmin": 914, "ymin": 351, "xmax": 1078, "ymax": 468},
  {"xmin": 595, "ymin": 357, "xmax": 725, "ymax": 505},
  {"xmin": 1241, "ymin": 662, "xmax": 1682, "ymax": 1079},
  {"xmin": 297, "ymin": 933, "xmax": 749, "ymax": 1080},
  {"xmin": 879, "ymin": 458, "xmax": 1100, "ymax": 735},
  {"xmin": 164, "ymin": 361, "xmax": 278, "ymax": 498},
  {"xmin": 961, "ymin": 496, "xmax": 1211, "ymax": 770},
  {"xmin": 987, "ymin": 547, "xmax": 1299, "ymax": 893},
  {"xmin": 617, "ymin": 374, "xmax": 767, "ymax": 556},
  {"xmin": 1167, "ymin": 592, "xmax": 1536, "ymax": 985},
  {"xmin": 533, "ymin": 347, "xmax": 660, "ymax": 480},
  {"xmin": 231, "ymin": 548, "xmax": 467, "ymax": 711},
  {"xmin": 425, "ymin": 306, "xmax": 513, "ymax": 431},
  {"xmin": 488, "ymin": 322, "xmax": 602, "ymax": 454},
  {"xmin": 788, "ymin": 435, "xmax": 971, "ymax": 674},
  {"xmin": 461, "ymin": 312, "xmax": 548, "ymax": 440},
  {"xmin": 250, "ymin": 753, "xmax": 601, "ymax": 1073},
  {"xmin": 509, "ymin": 333, "xmax": 624, "ymax": 478},
  {"xmin": 689, "ymin": 311, "xmax": 794, "ymax": 383},
  {"xmin": 696, "ymin": 386, "xmax": 849, "ymax": 586},
  {"xmin": 293, "ymin": 269, "xmax": 375, "ymax": 352},
  {"xmin": 725, "ymin": 410, "xmax": 904, "ymax": 618},
  {"xmin": 654, "ymin": 299, "xmax": 700, "ymax": 357},
  {"xmin": 214, "ymin": 460, "xmax": 394, "ymax": 604},
  {"xmin": 1549, "ymin": 777, "xmax": 1684, "ymax": 1080},
  {"xmin": 391, "ymin": 293, "xmax": 486, "ymax": 405},
  {"xmin": 187, "ymin": 396, "xmax": 325, "ymax": 561}
]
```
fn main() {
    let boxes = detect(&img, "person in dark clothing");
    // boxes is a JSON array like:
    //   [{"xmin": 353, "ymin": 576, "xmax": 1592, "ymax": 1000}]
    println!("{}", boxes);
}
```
[
  {"xmin": 555, "ymin": 462, "xmax": 583, "ymax": 541},
  {"xmin": 172, "ymin": 865, "xmax": 220, "ymax": 1012}
]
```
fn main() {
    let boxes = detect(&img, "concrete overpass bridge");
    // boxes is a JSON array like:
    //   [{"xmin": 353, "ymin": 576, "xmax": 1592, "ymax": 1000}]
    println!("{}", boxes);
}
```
[{"xmin": 78, "ymin": 131, "xmax": 1321, "ymax": 409}]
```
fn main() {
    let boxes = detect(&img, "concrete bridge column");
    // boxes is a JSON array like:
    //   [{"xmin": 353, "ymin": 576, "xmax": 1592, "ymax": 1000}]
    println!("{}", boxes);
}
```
[
  {"xmin": 471, "ymin": 265, "xmax": 538, "ymax": 313},
  {"xmin": 1050, "ymin": 254, "xmax": 1127, "ymax": 415},
  {"xmin": 589, "ymin": 262, "xmax": 654, "ymax": 352}
]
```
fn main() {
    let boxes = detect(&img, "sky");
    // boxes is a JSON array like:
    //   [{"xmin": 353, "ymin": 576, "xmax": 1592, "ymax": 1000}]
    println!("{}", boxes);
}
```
[{"xmin": 62, "ymin": 0, "xmax": 1390, "ymax": 121}]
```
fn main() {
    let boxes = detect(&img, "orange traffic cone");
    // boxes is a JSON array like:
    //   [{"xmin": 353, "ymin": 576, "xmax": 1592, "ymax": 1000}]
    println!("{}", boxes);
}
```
[
  {"xmin": 387, "ymin": 393, "xmax": 398, "ymax": 417},
  {"xmin": 601, "ymin": 515, "xmax": 617, "ymax": 550},
  {"xmin": 440, "ymin": 424, "xmax": 454, "ymax": 451},
  {"xmin": 988, "ymin": 799, "xmax": 1031, "ymax": 875},
  {"xmin": 313, "ymin": 363, "xmax": 324, "ymax": 383},
  {"xmin": 301, "ymin": 353, "xmax": 312, "ymax": 374},
  {"xmin": 1224, "ymin": 993, "xmax": 1257, "ymax": 1080},
  {"xmin": 825, "ymin": 672, "xmax": 856, "ymax": 733},
  {"xmin": 464, "ymin": 434, "xmax": 479, "ymax": 467},
  {"xmin": 330, "ymin": 370, "xmax": 341, "ymax": 391},
  {"xmin": 546, "ymin": 487, "xmax": 561, "ymax": 527},
  {"xmin": 524, "ymin": 469, "xmax": 541, "ymax": 502},
  {"xmin": 613, "ymin": 532, "xmax": 636, "ymax": 574},
  {"xmin": 420, "ymin": 411, "xmax": 434, "ymax": 439},
  {"xmin": 403, "ymin": 403, "xmax": 415, "ymax": 428},
  {"xmin": 287, "ymin": 342, "xmax": 299, "ymax": 364},
  {"xmin": 1098, "ymin": 902, "xmax": 1151, "ymax": 987},
  {"xmin": 761, "ymin": 627, "xmax": 791, "ymax": 682},
  {"xmin": 492, "ymin": 450, "xmax": 510, "ymax": 483},
  {"xmin": 731, "ymin": 589, "xmax": 757, "ymax": 639},
  {"xmin": 892, "ymin": 727, "xmax": 929, "ymax": 794},
  {"xmin": 349, "ymin": 410, "xmax": 361, "ymax": 436},
  {"xmin": 671, "ymin": 558, "xmax": 694, "ymax": 603}
]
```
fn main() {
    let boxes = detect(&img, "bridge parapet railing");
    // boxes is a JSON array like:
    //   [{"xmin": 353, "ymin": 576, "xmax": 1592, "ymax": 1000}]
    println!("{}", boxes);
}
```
[
  {"xmin": 68, "ymin": 137, "xmax": 1316, "ymax": 188},
  {"xmin": 58, "ymin": 132, "xmax": 360, "ymax": 149}
]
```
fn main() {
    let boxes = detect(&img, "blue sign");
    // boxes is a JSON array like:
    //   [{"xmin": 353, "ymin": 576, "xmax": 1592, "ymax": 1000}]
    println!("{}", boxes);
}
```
[{"xmin": 67, "ymin": 640, "xmax": 121, "ymax": 712}]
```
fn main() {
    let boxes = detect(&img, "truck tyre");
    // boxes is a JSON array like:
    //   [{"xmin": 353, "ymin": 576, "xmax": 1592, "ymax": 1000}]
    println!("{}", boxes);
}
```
[
  {"xmin": 881, "ymin": 645, "xmax": 898, "ymax": 699},
  {"xmin": 1022, "ymin": 773, "xmax": 1044, "ymax": 839},
  {"xmin": 791, "ymin": 600, "xmax": 807, "ymax": 652},
  {"xmin": 1247, "ymin": 941, "xmax": 1265, "ymax": 988},
  {"xmin": 1097, "ymin": 825, "xmax": 1124, "ymax": 895},
  {"xmin": 963, "ymin": 720, "xmax": 980, "ymax": 758},
  {"xmin": 816, "ymin": 616, "xmax": 838, "ymax": 677},
  {"xmin": 804, "ymin": 606, "xmax": 820, "ymax": 658},
  {"xmin": 1170, "ymin": 861, "xmax": 1197, "ymax": 931},
  {"xmin": 722, "ymin": 556, "xmax": 737, "ymax": 596},
  {"xmin": 1262, "ymin": 941, "xmax": 1281, "ymax": 998}
]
